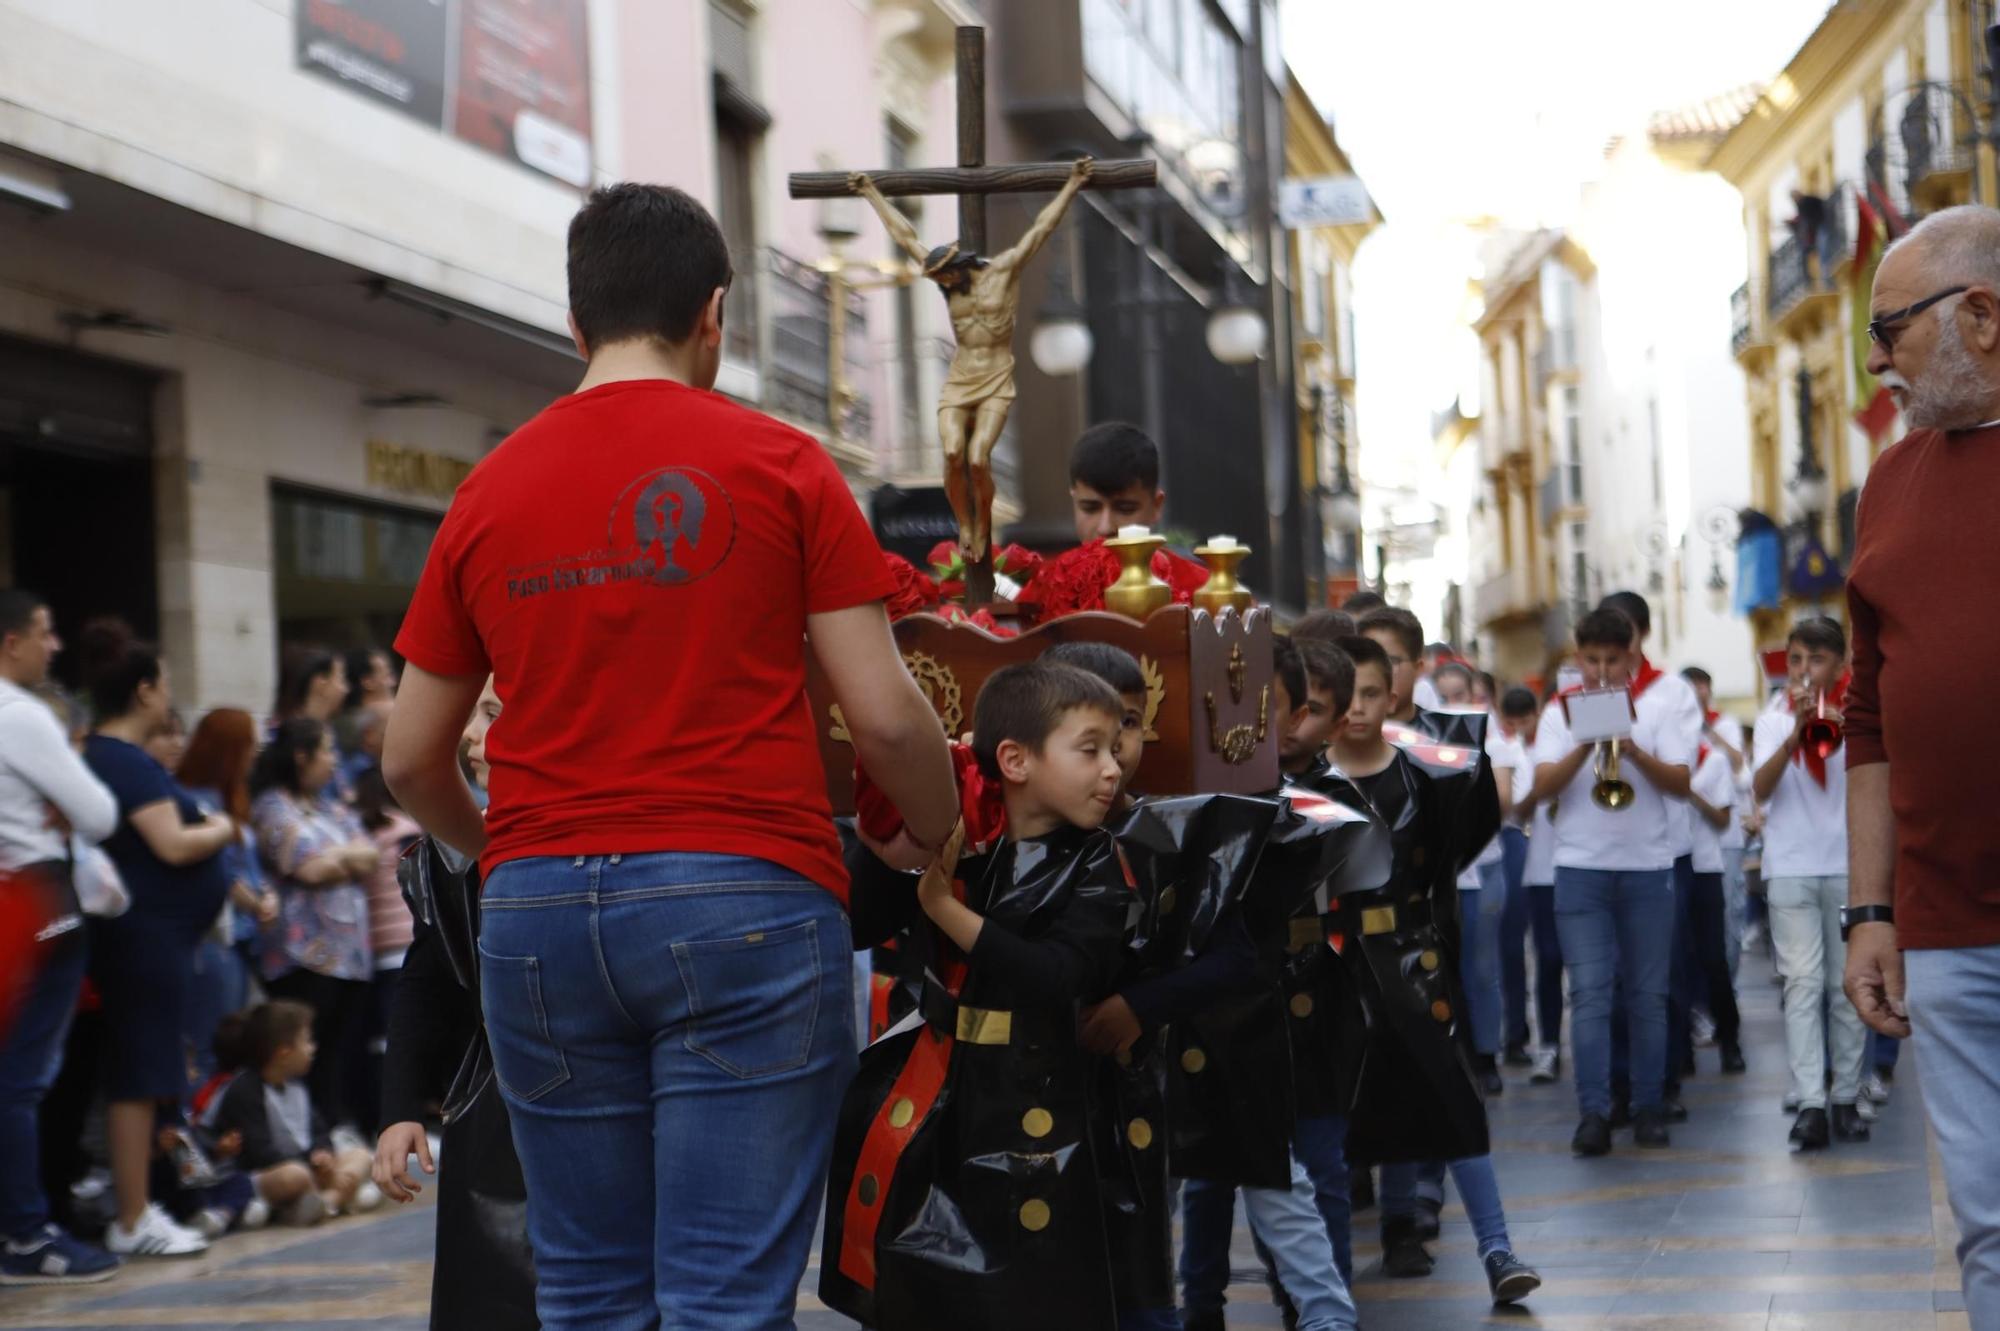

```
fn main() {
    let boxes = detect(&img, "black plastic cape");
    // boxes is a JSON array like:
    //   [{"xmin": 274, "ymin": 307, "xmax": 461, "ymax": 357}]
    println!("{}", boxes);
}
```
[{"xmin": 396, "ymin": 839, "xmax": 538, "ymax": 1331}]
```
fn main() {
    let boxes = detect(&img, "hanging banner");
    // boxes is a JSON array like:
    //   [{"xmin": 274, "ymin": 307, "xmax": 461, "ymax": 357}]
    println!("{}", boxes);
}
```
[{"xmin": 296, "ymin": 0, "xmax": 592, "ymax": 188}]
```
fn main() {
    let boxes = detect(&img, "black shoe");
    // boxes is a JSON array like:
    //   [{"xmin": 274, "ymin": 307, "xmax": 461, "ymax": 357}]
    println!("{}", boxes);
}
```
[
  {"xmin": 1181, "ymin": 1312, "xmax": 1225, "ymax": 1331},
  {"xmin": 1572, "ymin": 1113, "xmax": 1612, "ymax": 1157},
  {"xmin": 1350, "ymin": 1167, "xmax": 1376, "ymax": 1213},
  {"xmin": 1789, "ymin": 1107, "xmax": 1830, "ymax": 1151},
  {"xmin": 1413, "ymin": 1196, "xmax": 1442, "ymax": 1240},
  {"xmin": 1633, "ymin": 1108, "xmax": 1671, "ymax": 1149},
  {"xmin": 1608, "ymin": 1097, "xmax": 1632, "ymax": 1129},
  {"xmin": 1485, "ymin": 1248, "xmax": 1542, "ymax": 1305},
  {"xmin": 1381, "ymin": 1217, "xmax": 1435, "ymax": 1278},
  {"xmin": 1482, "ymin": 1068, "xmax": 1505, "ymax": 1096},
  {"xmin": 1503, "ymin": 1042, "xmax": 1533, "ymax": 1068},
  {"xmin": 1720, "ymin": 1043, "xmax": 1747, "ymax": 1074},
  {"xmin": 1831, "ymin": 1102, "xmax": 1872, "ymax": 1142},
  {"xmin": 1661, "ymin": 1097, "xmax": 1689, "ymax": 1123},
  {"xmin": 1682, "ymin": 1051, "xmax": 1697, "ymax": 1077}
]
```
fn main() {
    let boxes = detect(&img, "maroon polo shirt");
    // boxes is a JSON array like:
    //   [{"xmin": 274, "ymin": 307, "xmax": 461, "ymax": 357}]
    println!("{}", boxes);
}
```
[{"xmin": 1845, "ymin": 423, "xmax": 2000, "ymax": 949}]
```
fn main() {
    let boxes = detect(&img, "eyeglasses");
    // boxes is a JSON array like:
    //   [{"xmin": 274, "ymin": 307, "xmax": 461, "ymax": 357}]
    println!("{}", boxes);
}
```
[{"xmin": 1868, "ymin": 286, "xmax": 1969, "ymax": 351}]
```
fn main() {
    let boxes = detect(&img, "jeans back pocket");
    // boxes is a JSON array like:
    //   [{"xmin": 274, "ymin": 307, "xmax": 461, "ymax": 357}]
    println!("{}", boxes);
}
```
[
  {"xmin": 478, "ymin": 949, "xmax": 572, "ymax": 1103},
  {"xmin": 673, "ymin": 919, "xmax": 823, "ymax": 1079}
]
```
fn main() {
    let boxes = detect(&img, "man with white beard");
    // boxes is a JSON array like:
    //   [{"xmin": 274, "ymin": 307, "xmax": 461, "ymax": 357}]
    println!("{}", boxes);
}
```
[{"xmin": 1844, "ymin": 205, "xmax": 2000, "ymax": 1328}]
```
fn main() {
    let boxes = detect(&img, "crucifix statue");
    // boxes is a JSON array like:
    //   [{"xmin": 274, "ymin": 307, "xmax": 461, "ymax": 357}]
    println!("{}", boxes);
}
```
[{"xmin": 790, "ymin": 26, "xmax": 1157, "ymax": 604}]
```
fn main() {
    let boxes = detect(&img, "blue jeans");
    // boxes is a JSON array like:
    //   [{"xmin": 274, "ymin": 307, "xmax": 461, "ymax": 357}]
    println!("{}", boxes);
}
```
[
  {"xmin": 1181, "ymin": 1163, "xmax": 1359, "ymax": 1330},
  {"xmin": 1906, "ymin": 944, "xmax": 2000, "ymax": 1330},
  {"xmin": 0, "ymin": 905, "xmax": 86, "ymax": 1238},
  {"xmin": 1293, "ymin": 1113, "xmax": 1353, "ymax": 1284},
  {"xmin": 1720, "ymin": 846, "xmax": 1748, "ymax": 978},
  {"xmin": 1870, "ymin": 1030, "xmax": 1902, "ymax": 1072},
  {"xmin": 480, "ymin": 852, "xmax": 856, "ymax": 1331},
  {"xmin": 1460, "ymin": 862, "xmax": 1508, "ymax": 1056},
  {"xmin": 1381, "ymin": 1154, "xmax": 1513, "ymax": 1258},
  {"xmin": 1499, "ymin": 827, "xmax": 1530, "ymax": 1049},
  {"xmin": 1528, "ymin": 883, "xmax": 1564, "ymax": 1048},
  {"xmin": 1554, "ymin": 866, "xmax": 1674, "ymax": 1117}
]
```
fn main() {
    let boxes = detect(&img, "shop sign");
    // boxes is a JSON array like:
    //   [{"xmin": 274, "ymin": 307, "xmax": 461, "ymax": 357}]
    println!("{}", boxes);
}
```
[
  {"xmin": 296, "ymin": 0, "xmax": 592, "ymax": 187},
  {"xmin": 366, "ymin": 439, "xmax": 474, "ymax": 501}
]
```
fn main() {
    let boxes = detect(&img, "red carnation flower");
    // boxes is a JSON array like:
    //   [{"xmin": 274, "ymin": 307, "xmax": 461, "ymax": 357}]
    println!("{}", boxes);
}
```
[{"xmin": 882, "ymin": 553, "xmax": 941, "ymax": 620}]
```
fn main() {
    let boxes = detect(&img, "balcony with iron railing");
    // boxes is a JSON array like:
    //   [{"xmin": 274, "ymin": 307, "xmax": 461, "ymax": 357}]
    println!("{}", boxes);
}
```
[
  {"xmin": 763, "ymin": 247, "xmax": 874, "ymax": 453},
  {"xmin": 1903, "ymin": 83, "xmax": 1978, "ymax": 212},
  {"xmin": 1767, "ymin": 189, "xmax": 1847, "ymax": 336},
  {"xmin": 1730, "ymin": 280, "xmax": 1760, "ymax": 360}
]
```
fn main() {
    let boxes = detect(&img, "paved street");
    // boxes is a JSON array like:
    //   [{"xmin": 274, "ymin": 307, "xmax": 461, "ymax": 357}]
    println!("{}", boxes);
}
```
[{"xmin": 0, "ymin": 951, "xmax": 1970, "ymax": 1330}]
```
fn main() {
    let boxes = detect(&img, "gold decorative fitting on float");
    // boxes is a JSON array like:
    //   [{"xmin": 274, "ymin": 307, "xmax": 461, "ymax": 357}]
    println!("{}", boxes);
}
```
[
  {"xmin": 902, "ymin": 651, "xmax": 964, "ymax": 738},
  {"xmin": 888, "ymin": 1097, "xmax": 916, "ymax": 1129},
  {"xmin": 1193, "ymin": 539, "xmax": 1255, "ymax": 616},
  {"xmin": 1204, "ymin": 685, "xmax": 1270, "ymax": 765},
  {"xmin": 1103, "ymin": 529, "xmax": 1172, "ymax": 618},
  {"xmin": 1139, "ymin": 655, "xmax": 1166, "ymax": 741},
  {"xmin": 1361, "ymin": 905, "xmax": 1398, "ymax": 936},
  {"xmin": 955, "ymin": 1005, "xmax": 1013, "ymax": 1046},
  {"xmin": 1181, "ymin": 1048, "xmax": 1208, "ymax": 1075},
  {"xmin": 1021, "ymin": 1108, "xmax": 1054, "ymax": 1139},
  {"xmin": 1226, "ymin": 643, "xmax": 1247, "ymax": 703},
  {"xmin": 1127, "ymin": 1118, "xmax": 1155, "ymax": 1150},
  {"xmin": 1019, "ymin": 1199, "xmax": 1052, "ymax": 1232},
  {"xmin": 1290, "ymin": 992, "xmax": 1315, "ymax": 1019},
  {"xmin": 1430, "ymin": 1000, "xmax": 1452, "ymax": 1023},
  {"xmin": 857, "ymin": 1174, "xmax": 880, "ymax": 1207}
]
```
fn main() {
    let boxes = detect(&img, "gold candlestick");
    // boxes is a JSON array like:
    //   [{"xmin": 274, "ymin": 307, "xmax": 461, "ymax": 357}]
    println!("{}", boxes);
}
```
[
  {"xmin": 1193, "ymin": 537, "xmax": 1254, "ymax": 615},
  {"xmin": 1103, "ymin": 528, "xmax": 1171, "ymax": 619}
]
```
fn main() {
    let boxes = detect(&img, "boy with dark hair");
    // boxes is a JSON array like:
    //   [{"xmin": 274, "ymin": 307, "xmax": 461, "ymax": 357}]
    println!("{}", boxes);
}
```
[
  {"xmin": 1752, "ymin": 617, "xmax": 1866, "ymax": 1151},
  {"xmin": 1044, "ymin": 643, "xmax": 1147, "ymax": 807},
  {"xmin": 1683, "ymin": 665, "xmax": 1752, "ymax": 991},
  {"xmin": 1325, "ymin": 637, "xmax": 1540, "ymax": 1305},
  {"xmin": 1069, "ymin": 422, "xmax": 1166, "ymax": 544},
  {"xmin": 1500, "ymin": 687, "xmax": 1564, "ymax": 1083},
  {"xmin": 1530, "ymin": 608, "xmax": 1692, "ymax": 1156},
  {"xmin": 1357, "ymin": 608, "xmax": 1427, "ymax": 724},
  {"xmin": 824, "ymin": 662, "xmax": 1139, "ymax": 1330},
  {"xmin": 1340, "ymin": 591, "xmax": 1386, "ymax": 614},
  {"xmin": 1290, "ymin": 610, "xmax": 1356, "ymax": 644}
]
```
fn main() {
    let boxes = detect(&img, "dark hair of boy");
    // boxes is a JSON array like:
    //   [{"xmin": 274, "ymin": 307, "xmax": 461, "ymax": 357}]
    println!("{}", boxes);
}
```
[
  {"xmin": 1043, "ymin": 641, "xmax": 1146, "ymax": 697},
  {"xmin": 1336, "ymin": 633, "xmax": 1393, "ymax": 684},
  {"xmin": 1788, "ymin": 615, "xmax": 1847, "ymax": 657},
  {"xmin": 1289, "ymin": 609, "xmax": 1355, "ymax": 643},
  {"xmin": 1574, "ymin": 606, "xmax": 1638, "ymax": 650},
  {"xmin": 1598, "ymin": 590, "xmax": 1651, "ymax": 637},
  {"xmin": 252, "ymin": 717, "xmax": 330, "ymax": 796},
  {"xmin": 1357, "ymin": 606, "xmax": 1424, "ymax": 663},
  {"xmin": 1296, "ymin": 638, "xmax": 1356, "ymax": 718},
  {"xmin": 1433, "ymin": 661, "xmax": 1475, "ymax": 692},
  {"xmin": 1477, "ymin": 670, "xmax": 1497, "ymax": 698},
  {"xmin": 1341, "ymin": 590, "xmax": 1387, "ymax": 614},
  {"xmin": 567, "ymin": 183, "xmax": 734, "ymax": 349},
  {"xmin": 242, "ymin": 999, "xmax": 315, "ymax": 1073},
  {"xmin": 1272, "ymin": 636, "xmax": 1309, "ymax": 712},
  {"xmin": 1680, "ymin": 666, "xmax": 1712, "ymax": 688},
  {"xmin": 77, "ymin": 617, "xmax": 161, "ymax": 720},
  {"xmin": 970, "ymin": 662, "xmax": 1124, "ymax": 780},
  {"xmin": 0, "ymin": 588, "xmax": 45, "ymax": 639},
  {"xmin": 1499, "ymin": 685, "xmax": 1539, "ymax": 718},
  {"xmin": 1069, "ymin": 421, "xmax": 1159, "ymax": 494}
]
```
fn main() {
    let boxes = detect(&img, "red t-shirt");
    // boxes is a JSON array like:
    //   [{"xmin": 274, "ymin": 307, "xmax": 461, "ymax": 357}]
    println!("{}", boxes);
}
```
[
  {"xmin": 394, "ymin": 378, "xmax": 893, "ymax": 899},
  {"xmin": 1845, "ymin": 424, "xmax": 2000, "ymax": 949}
]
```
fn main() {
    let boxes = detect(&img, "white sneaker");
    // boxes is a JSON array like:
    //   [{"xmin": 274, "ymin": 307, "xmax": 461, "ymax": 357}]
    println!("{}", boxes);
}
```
[
  {"xmin": 278, "ymin": 1193, "xmax": 328, "ymax": 1228},
  {"xmin": 105, "ymin": 1204, "xmax": 208, "ymax": 1258},
  {"xmin": 1691, "ymin": 1010, "xmax": 1717, "ymax": 1048},
  {"xmin": 238, "ymin": 1198, "xmax": 271, "ymax": 1231},
  {"xmin": 1529, "ymin": 1047, "xmax": 1560, "ymax": 1084},
  {"xmin": 188, "ymin": 1208, "xmax": 231, "ymax": 1241},
  {"xmin": 1861, "ymin": 1073, "xmax": 1892, "ymax": 1106},
  {"xmin": 350, "ymin": 1182, "xmax": 383, "ymax": 1214},
  {"xmin": 1856, "ymin": 1096, "xmax": 1881, "ymax": 1123},
  {"xmin": 1781, "ymin": 1092, "xmax": 1802, "ymax": 1114}
]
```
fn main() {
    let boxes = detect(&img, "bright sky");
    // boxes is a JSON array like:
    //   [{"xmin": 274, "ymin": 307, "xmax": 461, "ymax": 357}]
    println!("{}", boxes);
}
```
[{"xmin": 1280, "ymin": 0, "xmax": 1832, "ymax": 508}]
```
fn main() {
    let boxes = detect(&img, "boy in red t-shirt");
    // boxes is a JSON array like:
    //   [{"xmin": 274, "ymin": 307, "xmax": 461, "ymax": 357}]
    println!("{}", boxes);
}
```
[{"xmin": 382, "ymin": 183, "xmax": 958, "ymax": 1330}]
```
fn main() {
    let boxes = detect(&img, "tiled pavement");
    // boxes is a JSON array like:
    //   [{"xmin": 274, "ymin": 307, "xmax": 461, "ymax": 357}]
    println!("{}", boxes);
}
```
[{"xmin": 0, "ymin": 950, "xmax": 1971, "ymax": 1329}]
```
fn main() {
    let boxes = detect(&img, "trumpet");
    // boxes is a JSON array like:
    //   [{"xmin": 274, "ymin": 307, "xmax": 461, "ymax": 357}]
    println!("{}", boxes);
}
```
[
  {"xmin": 1800, "ymin": 688, "xmax": 1843, "ymax": 760},
  {"xmin": 1591, "ymin": 739, "xmax": 1636, "ymax": 811}
]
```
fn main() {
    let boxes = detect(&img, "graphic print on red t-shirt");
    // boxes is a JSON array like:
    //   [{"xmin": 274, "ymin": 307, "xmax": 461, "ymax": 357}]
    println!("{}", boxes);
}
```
[{"xmin": 395, "ymin": 379, "xmax": 894, "ymax": 899}]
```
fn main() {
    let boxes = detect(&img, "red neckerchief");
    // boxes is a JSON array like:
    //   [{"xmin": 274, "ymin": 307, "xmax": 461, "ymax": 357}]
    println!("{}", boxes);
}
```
[
  {"xmin": 1785, "ymin": 672, "xmax": 1850, "ymax": 788},
  {"xmin": 1630, "ymin": 656, "xmax": 1666, "ymax": 699},
  {"xmin": 1705, "ymin": 708, "xmax": 1720, "ymax": 727}
]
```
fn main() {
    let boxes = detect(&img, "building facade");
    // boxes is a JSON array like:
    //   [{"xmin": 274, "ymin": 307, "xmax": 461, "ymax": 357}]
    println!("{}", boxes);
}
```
[
  {"xmin": 1710, "ymin": 0, "xmax": 1997, "ymax": 651},
  {"xmin": 0, "ymin": 0, "xmax": 969, "ymax": 715}
]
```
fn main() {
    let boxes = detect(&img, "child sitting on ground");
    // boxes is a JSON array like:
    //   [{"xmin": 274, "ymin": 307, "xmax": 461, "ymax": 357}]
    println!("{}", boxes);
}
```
[{"xmin": 212, "ymin": 1000, "xmax": 381, "ymax": 1224}]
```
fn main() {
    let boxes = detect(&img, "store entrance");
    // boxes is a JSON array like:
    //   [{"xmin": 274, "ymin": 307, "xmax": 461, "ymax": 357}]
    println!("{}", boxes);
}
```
[{"xmin": 0, "ymin": 336, "xmax": 159, "ymax": 682}]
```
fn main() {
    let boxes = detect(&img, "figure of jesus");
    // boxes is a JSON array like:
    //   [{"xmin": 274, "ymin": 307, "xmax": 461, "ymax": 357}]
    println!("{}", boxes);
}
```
[{"xmin": 851, "ymin": 156, "xmax": 1094, "ymax": 561}]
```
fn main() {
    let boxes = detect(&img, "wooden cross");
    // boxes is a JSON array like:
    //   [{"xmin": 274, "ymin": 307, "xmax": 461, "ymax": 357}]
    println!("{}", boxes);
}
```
[{"xmin": 789, "ymin": 25, "xmax": 1158, "ymax": 606}]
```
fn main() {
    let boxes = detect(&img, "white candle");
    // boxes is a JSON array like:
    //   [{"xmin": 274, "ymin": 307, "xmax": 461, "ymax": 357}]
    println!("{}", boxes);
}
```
[
  {"xmin": 1206, "ymin": 535, "xmax": 1239, "ymax": 551},
  {"xmin": 1117, "ymin": 524, "xmax": 1152, "ymax": 540}
]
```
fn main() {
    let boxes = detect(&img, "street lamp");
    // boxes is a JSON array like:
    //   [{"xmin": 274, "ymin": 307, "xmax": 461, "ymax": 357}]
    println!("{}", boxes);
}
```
[
  {"xmin": 1312, "ymin": 383, "xmax": 1361, "ymax": 533},
  {"xmin": 1205, "ymin": 266, "xmax": 1268, "ymax": 365},
  {"xmin": 1028, "ymin": 242, "xmax": 1093, "ymax": 377},
  {"xmin": 1698, "ymin": 505, "xmax": 1741, "ymax": 614}
]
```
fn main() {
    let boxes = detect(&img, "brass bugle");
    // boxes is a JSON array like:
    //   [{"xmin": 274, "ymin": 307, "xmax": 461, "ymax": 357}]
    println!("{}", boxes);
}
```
[
  {"xmin": 1800, "ymin": 687, "xmax": 1842, "ymax": 759},
  {"xmin": 1592, "ymin": 739, "xmax": 1636, "ymax": 811}
]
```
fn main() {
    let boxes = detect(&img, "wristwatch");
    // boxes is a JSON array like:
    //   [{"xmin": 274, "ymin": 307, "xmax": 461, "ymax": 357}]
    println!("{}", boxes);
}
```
[{"xmin": 1839, "ymin": 904, "xmax": 1895, "ymax": 940}]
